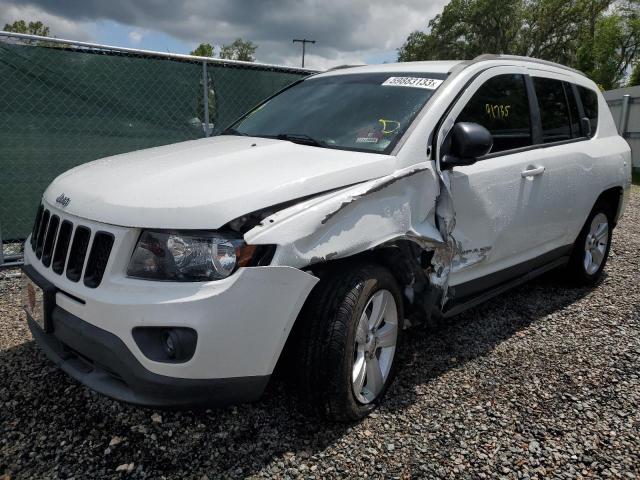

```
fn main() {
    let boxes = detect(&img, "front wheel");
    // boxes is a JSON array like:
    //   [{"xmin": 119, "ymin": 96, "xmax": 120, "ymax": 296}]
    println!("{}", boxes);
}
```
[
  {"xmin": 566, "ymin": 203, "xmax": 613, "ymax": 285},
  {"xmin": 294, "ymin": 263, "xmax": 404, "ymax": 422}
]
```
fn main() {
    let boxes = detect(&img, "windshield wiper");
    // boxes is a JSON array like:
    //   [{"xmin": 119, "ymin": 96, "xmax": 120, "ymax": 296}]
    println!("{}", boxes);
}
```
[
  {"xmin": 276, "ymin": 133, "xmax": 326, "ymax": 148},
  {"xmin": 220, "ymin": 127, "xmax": 250, "ymax": 136}
]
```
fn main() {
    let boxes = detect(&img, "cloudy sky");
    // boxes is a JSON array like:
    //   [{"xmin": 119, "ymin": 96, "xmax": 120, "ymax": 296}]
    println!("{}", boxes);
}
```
[{"xmin": 0, "ymin": 0, "xmax": 447, "ymax": 69}]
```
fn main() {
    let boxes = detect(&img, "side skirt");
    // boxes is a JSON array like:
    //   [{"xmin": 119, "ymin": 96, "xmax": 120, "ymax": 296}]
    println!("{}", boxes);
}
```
[{"xmin": 442, "ymin": 250, "xmax": 571, "ymax": 319}]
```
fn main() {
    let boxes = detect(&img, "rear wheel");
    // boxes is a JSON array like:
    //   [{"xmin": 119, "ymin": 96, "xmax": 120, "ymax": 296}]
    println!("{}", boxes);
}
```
[
  {"xmin": 566, "ymin": 203, "xmax": 613, "ymax": 285},
  {"xmin": 294, "ymin": 263, "xmax": 404, "ymax": 422}
]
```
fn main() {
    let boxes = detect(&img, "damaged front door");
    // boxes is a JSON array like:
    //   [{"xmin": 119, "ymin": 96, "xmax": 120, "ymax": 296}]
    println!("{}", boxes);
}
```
[{"xmin": 436, "ymin": 66, "xmax": 553, "ymax": 297}]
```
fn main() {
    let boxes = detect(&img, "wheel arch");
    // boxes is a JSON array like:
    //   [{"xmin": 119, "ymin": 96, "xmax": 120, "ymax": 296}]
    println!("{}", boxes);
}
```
[
  {"xmin": 274, "ymin": 239, "xmax": 436, "ymax": 376},
  {"xmin": 594, "ymin": 186, "xmax": 623, "ymax": 226}
]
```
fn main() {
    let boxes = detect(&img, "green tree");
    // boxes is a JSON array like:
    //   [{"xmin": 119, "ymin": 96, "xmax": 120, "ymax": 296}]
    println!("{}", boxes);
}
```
[
  {"xmin": 219, "ymin": 38, "xmax": 257, "ymax": 62},
  {"xmin": 3, "ymin": 20, "xmax": 50, "ymax": 36},
  {"xmin": 190, "ymin": 43, "xmax": 214, "ymax": 57},
  {"xmin": 630, "ymin": 62, "xmax": 640, "ymax": 86},
  {"xmin": 398, "ymin": 0, "xmax": 640, "ymax": 88},
  {"xmin": 576, "ymin": 1, "xmax": 640, "ymax": 89}
]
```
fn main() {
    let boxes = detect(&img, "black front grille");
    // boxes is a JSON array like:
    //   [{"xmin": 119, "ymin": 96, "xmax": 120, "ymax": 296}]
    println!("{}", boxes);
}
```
[
  {"xmin": 31, "ymin": 205, "xmax": 44, "ymax": 250},
  {"xmin": 66, "ymin": 226, "xmax": 91, "ymax": 282},
  {"xmin": 41, "ymin": 215, "xmax": 59, "ymax": 267},
  {"xmin": 30, "ymin": 204, "xmax": 114, "ymax": 288},
  {"xmin": 84, "ymin": 232, "xmax": 114, "ymax": 288},
  {"xmin": 52, "ymin": 220, "xmax": 73, "ymax": 275},
  {"xmin": 35, "ymin": 210, "xmax": 50, "ymax": 259}
]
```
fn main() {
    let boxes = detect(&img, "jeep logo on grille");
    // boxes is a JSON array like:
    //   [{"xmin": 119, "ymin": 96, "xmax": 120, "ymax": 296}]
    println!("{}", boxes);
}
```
[{"xmin": 56, "ymin": 193, "xmax": 71, "ymax": 207}]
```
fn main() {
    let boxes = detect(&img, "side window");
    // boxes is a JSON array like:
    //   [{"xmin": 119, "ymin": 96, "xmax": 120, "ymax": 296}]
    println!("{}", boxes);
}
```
[
  {"xmin": 578, "ymin": 86, "xmax": 599, "ymax": 136},
  {"xmin": 533, "ymin": 77, "xmax": 571, "ymax": 143},
  {"xmin": 456, "ymin": 74, "xmax": 532, "ymax": 153},
  {"xmin": 564, "ymin": 83, "xmax": 582, "ymax": 138}
]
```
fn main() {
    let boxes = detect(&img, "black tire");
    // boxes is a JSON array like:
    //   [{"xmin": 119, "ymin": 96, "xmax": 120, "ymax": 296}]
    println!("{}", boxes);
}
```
[
  {"xmin": 293, "ymin": 263, "xmax": 404, "ymax": 422},
  {"xmin": 566, "ymin": 201, "xmax": 614, "ymax": 286}
]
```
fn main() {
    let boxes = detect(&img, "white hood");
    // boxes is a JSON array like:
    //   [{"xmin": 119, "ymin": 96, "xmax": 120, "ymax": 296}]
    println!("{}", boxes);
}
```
[{"xmin": 44, "ymin": 135, "xmax": 397, "ymax": 229}]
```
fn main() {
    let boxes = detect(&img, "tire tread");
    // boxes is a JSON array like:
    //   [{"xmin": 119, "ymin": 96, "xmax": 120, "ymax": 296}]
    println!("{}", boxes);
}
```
[{"xmin": 293, "ymin": 262, "xmax": 401, "ymax": 421}]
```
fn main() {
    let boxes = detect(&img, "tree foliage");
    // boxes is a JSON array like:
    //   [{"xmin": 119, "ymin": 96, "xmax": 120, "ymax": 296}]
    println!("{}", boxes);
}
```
[
  {"xmin": 630, "ymin": 62, "xmax": 640, "ymax": 86},
  {"xmin": 398, "ymin": 0, "xmax": 640, "ymax": 88},
  {"xmin": 219, "ymin": 38, "xmax": 257, "ymax": 62},
  {"xmin": 3, "ymin": 20, "xmax": 50, "ymax": 37},
  {"xmin": 190, "ymin": 43, "xmax": 214, "ymax": 57}
]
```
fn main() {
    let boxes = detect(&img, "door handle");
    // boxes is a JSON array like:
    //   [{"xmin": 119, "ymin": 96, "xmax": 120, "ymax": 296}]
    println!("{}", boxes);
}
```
[{"xmin": 521, "ymin": 165, "xmax": 545, "ymax": 178}]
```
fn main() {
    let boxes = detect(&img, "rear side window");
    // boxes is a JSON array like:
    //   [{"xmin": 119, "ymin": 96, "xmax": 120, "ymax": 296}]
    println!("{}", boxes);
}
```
[
  {"xmin": 578, "ymin": 86, "xmax": 599, "ymax": 136},
  {"xmin": 456, "ymin": 74, "xmax": 532, "ymax": 153},
  {"xmin": 533, "ymin": 77, "xmax": 571, "ymax": 143}
]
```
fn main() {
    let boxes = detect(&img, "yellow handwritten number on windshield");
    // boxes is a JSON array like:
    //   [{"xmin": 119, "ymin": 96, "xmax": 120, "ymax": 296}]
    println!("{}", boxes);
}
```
[{"xmin": 378, "ymin": 119, "xmax": 401, "ymax": 134}]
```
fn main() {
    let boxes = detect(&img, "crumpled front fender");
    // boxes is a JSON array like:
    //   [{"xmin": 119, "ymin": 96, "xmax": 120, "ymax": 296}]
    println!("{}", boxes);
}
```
[{"xmin": 245, "ymin": 162, "xmax": 446, "ymax": 269}]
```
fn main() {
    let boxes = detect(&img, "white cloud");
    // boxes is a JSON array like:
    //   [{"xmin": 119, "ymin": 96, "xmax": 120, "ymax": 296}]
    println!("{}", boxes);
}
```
[
  {"xmin": 1, "ymin": 0, "xmax": 448, "ymax": 68},
  {"xmin": 0, "ymin": 3, "xmax": 94, "ymax": 41},
  {"xmin": 128, "ymin": 29, "xmax": 144, "ymax": 44}
]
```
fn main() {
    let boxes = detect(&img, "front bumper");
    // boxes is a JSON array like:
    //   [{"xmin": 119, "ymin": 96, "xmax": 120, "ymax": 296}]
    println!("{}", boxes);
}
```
[
  {"xmin": 23, "ymin": 205, "xmax": 319, "ymax": 406},
  {"xmin": 28, "ymin": 307, "xmax": 269, "ymax": 407}
]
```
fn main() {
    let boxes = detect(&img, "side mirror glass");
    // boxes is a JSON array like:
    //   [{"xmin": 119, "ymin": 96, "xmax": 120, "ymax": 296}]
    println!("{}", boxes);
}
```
[{"xmin": 441, "ymin": 122, "xmax": 493, "ymax": 169}]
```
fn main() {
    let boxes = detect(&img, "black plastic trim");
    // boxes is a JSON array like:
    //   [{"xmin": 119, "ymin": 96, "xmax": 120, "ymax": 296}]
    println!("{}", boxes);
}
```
[
  {"xmin": 444, "ymin": 244, "xmax": 573, "ymax": 316},
  {"xmin": 66, "ymin": 226, "xmax": 91, "ymax": 282},
  {"xmin": 52, "ymin": 220, "xmax": 73, "ymax": 275},
  {"xmin": 31, "ymin": 204, "xmax": 44, "ymax": 251},
  {"xmin": 444, "ymin": 254, "xmax": 569, "ymax": 318},
  {"xmin": 41, "ymin": 215, "xmax": 59, "ymax": 267},
  {"xmin": 28, "ymin": 307, "xmax": 270, "ymax": 408},
  {"xmin": 83, "ymin": 231, "xmax": 114, "ymax": 288},
  {"xmin": 132, "ymin": 327, "xmax": 197, "ymax": 363},
  {"xmin": 524, "ymin": 74, "xmax": 543, "ymax": 144},
  {"xmin": 35, "ymin": 210, "xmax": 50, "ymax": 259},
  {"xmin": 571, "ymin": 83, "xmax": 586, "ymax": 120},
  {"xmin": 478, "ymin": 136, "xmax": 591, "ymax": 161}
]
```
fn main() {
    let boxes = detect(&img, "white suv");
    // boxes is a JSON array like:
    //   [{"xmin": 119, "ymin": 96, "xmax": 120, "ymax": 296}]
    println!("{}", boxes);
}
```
[{"xmin": 22, "ymin": 55, "xmax": 632, "ymax": 421}]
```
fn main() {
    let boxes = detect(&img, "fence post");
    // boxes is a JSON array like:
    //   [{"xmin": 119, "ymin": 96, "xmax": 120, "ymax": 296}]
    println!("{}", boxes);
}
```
[
  {"xmin": 619, "ymin": 94, "xmax": 631, "ymax": 137},
  {"xmin": 202, "ymin": 60, "xmax": 211, "ymax": 137},
  {"xmin": 0, "ymin": 223, "xmax": 4, "ymax": 267}
]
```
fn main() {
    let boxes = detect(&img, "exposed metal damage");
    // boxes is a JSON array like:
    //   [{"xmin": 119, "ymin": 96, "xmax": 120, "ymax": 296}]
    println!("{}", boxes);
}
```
[{"xmin": 243, "ymin": 160, "xmax": 470, "ymax": 318}]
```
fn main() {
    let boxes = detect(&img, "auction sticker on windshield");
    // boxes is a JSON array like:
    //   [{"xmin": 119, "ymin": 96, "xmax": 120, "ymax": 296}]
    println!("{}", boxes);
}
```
[{"xmin": 382, "ymin": 77, "xmax": 443, "ymax": 89}]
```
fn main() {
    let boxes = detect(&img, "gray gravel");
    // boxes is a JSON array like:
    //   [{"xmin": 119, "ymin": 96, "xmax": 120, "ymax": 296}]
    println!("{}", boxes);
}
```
[{"xmin": 1, "ymin": 187, "xmax": 639, "ymax": 479}]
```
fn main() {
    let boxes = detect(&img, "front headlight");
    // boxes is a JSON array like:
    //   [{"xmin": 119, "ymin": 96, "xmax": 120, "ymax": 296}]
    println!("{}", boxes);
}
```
[{"xmin": 127, "ymin": 230, "xmax": 262, "ymax": 281}]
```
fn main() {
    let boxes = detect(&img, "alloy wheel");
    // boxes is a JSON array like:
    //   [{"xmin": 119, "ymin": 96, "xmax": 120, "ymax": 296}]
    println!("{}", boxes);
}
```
[
  {"xmin": 583, "ymin": 212, "xmax": 609, "ymax": 275},
  {"xmin": 352, "ymin": 289, "xmax": 399, "ymax": 404}
]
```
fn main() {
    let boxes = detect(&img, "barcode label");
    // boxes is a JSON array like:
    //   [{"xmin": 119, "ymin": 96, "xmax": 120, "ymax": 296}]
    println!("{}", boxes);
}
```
[{"xmin": 381, "ymin": 77, "xmax": 443, "ymax": 89}]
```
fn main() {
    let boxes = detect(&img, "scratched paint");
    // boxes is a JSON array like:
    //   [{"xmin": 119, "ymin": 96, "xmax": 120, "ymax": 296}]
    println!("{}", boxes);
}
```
[
  {"xmin": 244, "ymin": 159, "xmax": 480, "ymax": 308},
  {"xmin": 245, "ymin": 162, "xmax": 445, "ymax": 268}
]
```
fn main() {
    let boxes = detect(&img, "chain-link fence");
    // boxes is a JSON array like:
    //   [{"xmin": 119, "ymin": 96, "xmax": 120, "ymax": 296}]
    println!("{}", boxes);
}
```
[{"xmin": 0, "ymin": 31, "xmax": 316, "ymax": 267}]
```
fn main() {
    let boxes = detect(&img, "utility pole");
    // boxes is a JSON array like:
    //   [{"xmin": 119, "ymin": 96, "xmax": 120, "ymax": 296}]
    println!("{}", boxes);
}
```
[{"xmin": 293, "ymin": 38, "xmax": 315, "ymax": 68}]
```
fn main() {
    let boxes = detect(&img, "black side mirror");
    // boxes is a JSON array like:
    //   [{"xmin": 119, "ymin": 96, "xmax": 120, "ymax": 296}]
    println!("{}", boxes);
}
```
[
  {"xmin": 580, "ymin": 117, "xmax": 592, "ymax": 137},
  {"xmin": 441, "ymin": 122, "xmax": 493, "ymax": 169}
]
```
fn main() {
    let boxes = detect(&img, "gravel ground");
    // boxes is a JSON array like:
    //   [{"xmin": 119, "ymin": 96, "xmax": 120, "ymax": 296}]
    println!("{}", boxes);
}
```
[{"xmin": 1, "ymin": 187, "xmax": 639, "ymax": 479}]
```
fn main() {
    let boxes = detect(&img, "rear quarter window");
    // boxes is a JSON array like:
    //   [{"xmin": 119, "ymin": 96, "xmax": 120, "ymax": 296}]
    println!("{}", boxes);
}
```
[
  {"xmin": 533, "ymin": 77, "xmax": 572, "ymax": 143},
  {"xmin": 578, "ymin": 86, "xmax": 599, "ymax": 136}
]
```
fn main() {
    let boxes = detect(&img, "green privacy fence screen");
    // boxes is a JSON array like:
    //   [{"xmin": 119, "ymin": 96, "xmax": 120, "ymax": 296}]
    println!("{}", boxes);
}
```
[{"xmin": 0, "ymin": 33, "xmax": 313, "ymax": 262}]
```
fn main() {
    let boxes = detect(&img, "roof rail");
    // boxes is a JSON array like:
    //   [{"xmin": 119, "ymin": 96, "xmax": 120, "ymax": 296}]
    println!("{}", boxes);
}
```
[
  {"xmin": 326, "ymin": 64, "xmax": 366, "ymax": 71},
  {"xmin": 468, "ymin": 54, "xmax": 586, "ymax": 77}
]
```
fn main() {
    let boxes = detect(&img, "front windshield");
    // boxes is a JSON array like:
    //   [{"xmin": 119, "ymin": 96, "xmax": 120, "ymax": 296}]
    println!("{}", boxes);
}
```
[{"xmin": 225, "ymin": 72, "xmax": 447, "ymax": 154}]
